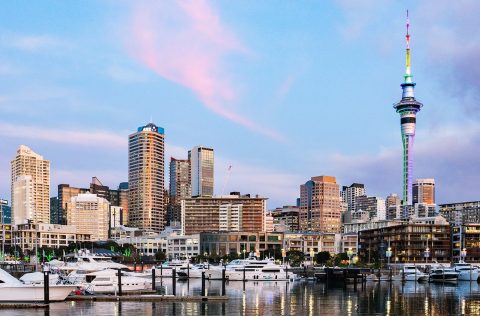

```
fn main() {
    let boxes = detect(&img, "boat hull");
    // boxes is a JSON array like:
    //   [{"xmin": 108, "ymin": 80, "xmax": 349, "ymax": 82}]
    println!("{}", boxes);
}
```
[{"xmin": 0, "ymin": 285, "xmax": 76, "ymax": 302}]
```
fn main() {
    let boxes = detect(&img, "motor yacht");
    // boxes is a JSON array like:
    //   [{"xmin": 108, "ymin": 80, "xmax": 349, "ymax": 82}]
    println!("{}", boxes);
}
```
[
  {"xmin": 0, "ymin": 268, "xmax": 76, "ymax": 302},
  {"xmin": 83, "ymin": 269, "xmax": 151, "ymax": 294},
  {"xmin": 428, "ymin": 265, "xmax": 459, "ymax": 283},
  {"xmin": 452, "ymin": 262, "xmax": 480, "ymax": 281},
  {"xmin": 399, "ymin": 265, "xmax": 428, "ymax": 282},
  {"xmin": 215, "ymin": 256, "xmax": 296, "ymax": 281}
]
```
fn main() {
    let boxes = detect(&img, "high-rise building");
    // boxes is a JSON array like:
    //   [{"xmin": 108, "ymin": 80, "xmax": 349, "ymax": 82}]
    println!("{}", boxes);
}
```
[
  {"xmin": 189, "ymin": 146, "xmax": 214, "ymax": 197},
  {"xmin": 90, "ymin": 177, "xmax": 110, "ymax": 201},
  {"xmin": 118, "ymin": 182, "xmax": 129, "ymax": 226},
  {"xmin": 181, "ymin": 193, "xmax": 266, "ymax": 235},
  {"xmin": 439, "ymin": 201, "xmax": 480, "ymax": 225},
  {"xmin": 341, "ymin": 183, "xmax": 366, "ymax": 213},
  {"xmin": 66, "ymin": 193, "xmax": 109, "ymax": 241},
  {"xmin": 393, "ymin": 13, "xmax": 423, "ymax": 206},
  {"xmin": 167, "ymin": 158, "xmax": 191, "ymax": 226},
  {"xmin": 57, "ymin": 184, "xmax": 89, "ymax": 225},
  {"xmin": 11, "ymin": 145, "xmax": 50, "ymax": 224},
  {"xmin": 169, "ymin": 158, "xmax": 191, "ymax": 203},
  {"xmin": 270, "ymin": 206, "xmax": 300, "ymax": 232},
  {"xmin": 386, "ymin": 193, "xmax": 401, "ymax": 209},
  {"xmin": 50, "ymin": 197, "xmax": 59, "ymax": 224},
  {"xmin": 413, "ymin": 179, "xmax": 435, "ymax": 205},
  {"xmin": 299, "ymin": 176, "xmax": 342, "ymax": 233},
  {"xmin": 354, "ymin": 195, "xmax": 386, "ymax": 221},
  {"xmin": 128, "ymin": 123, "xmax": 165, "ymax": 233}
]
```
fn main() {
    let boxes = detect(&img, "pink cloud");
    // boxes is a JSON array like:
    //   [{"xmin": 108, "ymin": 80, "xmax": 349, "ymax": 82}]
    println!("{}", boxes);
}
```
[{"xmin": 126, "ymin": 0, "xmax": 281, "ymax": 140}]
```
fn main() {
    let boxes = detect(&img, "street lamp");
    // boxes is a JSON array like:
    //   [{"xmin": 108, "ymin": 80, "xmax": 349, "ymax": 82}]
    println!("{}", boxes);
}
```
[
  {"xmin": 347, "ymin": 248, "xmax": 354, "ymax": 267},
  {"xmin": 460, "ymin": 248, "xmax": 467, "ymax": 263},
  {"xmin": 242, "ymin": 248, "xmax": 246, "ymax": 259},
  {"xmin": 281, "ymin": 248, "xmax": 286, "ymax": 266},
  {"xmin": 386, "ymin": 247, "xmax": 392, "ymax": 268},
  {"xmin": 309, "ymin": 248, "xmax": 314, "ymax": 267},
  {"xmin": 424, "ymin": 247, "xmax": 430, "ymax": 264}
]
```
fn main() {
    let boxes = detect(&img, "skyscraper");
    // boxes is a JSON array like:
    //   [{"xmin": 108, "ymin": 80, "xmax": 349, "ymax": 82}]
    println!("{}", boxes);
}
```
[
  {"xmin": 11, "ymin": 145, "xmax": 50, "ymax": 224},
  {"xmin": 128, "ymin": 123, "xmax": 165, "ymax": 232},
  {"xmin": 393, "ymin": 12, "xmax": 423, "ymax": 206},
  {"xmin": 169, "ymin": 158, "xmax": 191, "ymax": 203},
  {"xmin": 413, "ymin": 179, "xmax": 435, "ymax": 205},
  {"xmin": 299, "ymin": 176, "xmax": 342, "ymax": 233},
  {"xmin": 189, "ymin": 146, "xmax": 214, "ymax": 197},
  {"xmin": 341, "ymin": 183, "xmax": 366, "ymax": 213}
]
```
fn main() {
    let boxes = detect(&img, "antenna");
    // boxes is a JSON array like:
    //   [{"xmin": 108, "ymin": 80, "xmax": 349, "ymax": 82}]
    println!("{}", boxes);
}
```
[{"xmin": 406, "ymin": 10, "xmax": 410, "ymax": 49}]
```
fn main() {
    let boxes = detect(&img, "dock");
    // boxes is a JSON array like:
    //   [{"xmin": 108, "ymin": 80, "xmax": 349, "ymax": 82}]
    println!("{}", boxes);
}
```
[{"xmin": 67, "ymin": 295, "xmax": 229, "ymax": 302}]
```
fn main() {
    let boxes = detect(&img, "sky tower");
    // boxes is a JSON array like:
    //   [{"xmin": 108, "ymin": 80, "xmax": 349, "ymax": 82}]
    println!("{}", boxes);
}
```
[{"xmin": 394, "ymin": 11, "xmax": 423, "ymax": 206}]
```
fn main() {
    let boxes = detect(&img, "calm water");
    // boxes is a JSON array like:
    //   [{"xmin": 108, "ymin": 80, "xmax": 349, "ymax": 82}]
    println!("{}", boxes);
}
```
[{"xmin": 2, "ymin": 279, "xmax": 480, "ymax": 315}]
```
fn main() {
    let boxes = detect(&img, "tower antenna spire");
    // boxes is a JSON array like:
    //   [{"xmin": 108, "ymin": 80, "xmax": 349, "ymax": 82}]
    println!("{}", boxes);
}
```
[{"xmin": 405, "ymin": 10, "xmax": 412, "ymax": 83}]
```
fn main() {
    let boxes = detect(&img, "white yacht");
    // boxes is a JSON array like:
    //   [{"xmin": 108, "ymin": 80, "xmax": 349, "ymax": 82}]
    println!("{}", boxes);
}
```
[
  {"xmin": 399, "ymin": 265, "xmax": 428, "ymax": 282},
  {"xmin": 216, "ymin": 257, "xmax": 296, "ymax": 281},
  {"xmin": 428, "ymin": 265, "xmax": 459, "ymax": 283},
  {"xmin": 452, "ymin": 262, "xmax": 479, "ymax": 281},
  {"xmin": 83, "ymin": 269, "xmax": 151, "ymax": 294},
  {"xmin": 64, "ymin": 249, "xmax": 127, "ymax": 271},
  {"xmin": 0, "ymin": 268, "xmax": 76, "ymax": 302}
]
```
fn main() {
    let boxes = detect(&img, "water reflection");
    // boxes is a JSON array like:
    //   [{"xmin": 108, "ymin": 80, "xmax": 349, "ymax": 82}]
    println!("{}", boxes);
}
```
[{"xmin": 1, "ymin": 280, "xmax": 480, "ymax": 315}]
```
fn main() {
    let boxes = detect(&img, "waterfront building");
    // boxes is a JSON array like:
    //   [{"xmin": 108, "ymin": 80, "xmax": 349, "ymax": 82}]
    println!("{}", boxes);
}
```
[
  {"xmin": 116, "ymin": 227, "xmax": 200, "ymax": 259},
  {"xmin": 354, "ymin": 195, "xmax": 386, "ymax": 221},
  {"xmin": 413, "ymin": 178, "xmax": 435, "ymax": 205},
  {"xmin": 343, "ymin": 219, "xmax": 401, "ymax": 234},
  {"xmin": 109, "ymin": 225, "xmax": 141, "ymax": 240},
  {"xmin": 452, "ymin": 224, "xmax": 480, "ymax": 263},
  {"xmin": 393, "ymin": 14, "xmax": 423, "ymax": 206},
  {"xmin": 110, "ymin": 206, "xmax": 125, "ymax": 228},
  {"xmin": 283, "ymin": 232, "xmax": 341, "ymax": 256},
  {"xmin": 13, "ymin": 223, "xmax": 91, "ymax": 251},
  {"xmin": 269, "ymin": 206, "xmax": 300, "ymax": 232},
  {"xmin": 66, "ymin": 193, "xmax": 109, "ymax": 241},
  {"xmin": 189, "ymin": 146, "xmax": 214, "ymax": 197},
  {"xmin": 200, "ymin": 231, "xmax": 283, "ymax": 257},
  {"xmin": 341, "ymin": 232, "xmax": 358, "ymax": 254},
  {"xmin": 439, "ymin": 201, "xmax": 480, "ymax": 224},
  {"xmin": 299, "ymin": 176, "xmax": 342, "ymax": 233},
  {"xmin": 0, "ymin": 199, "xmax": 11, "ymax": 224},
  {"xmin": 11, "ymin": 145, "xmax": 50, "ymax": 225},
  {"xmin": 341, "ymin": 183, "xmax": 365, "ymax": 213},
  {"xmin": 181, "ymin": 193, "xmax": 267, "ymax": 235},
  {"xmin": 358, "ymin": 217, "xmax": 451, "ymax": 264},
  {"xmin": 128, "ymin": 123, "xmax": 165, "ymax": 233}
]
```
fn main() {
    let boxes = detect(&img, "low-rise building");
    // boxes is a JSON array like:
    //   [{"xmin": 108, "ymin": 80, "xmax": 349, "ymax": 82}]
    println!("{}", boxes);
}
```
[
  {"xmin": 200, "ymin": 231, "xmax": 283, "ymax": 257},
  {"xmin": 13, "ymin": 223, "xmax": 92, "ymax": 251},
  {"xmin": 283, "ymin": 232, "xmax": 341, "ymax": 255},
  {"xmin": 439, "ymin": 201, "xmax": 480, "ymax": 224},
  {"xmin": 269, "ymin": 206, "xmax": 299, "ymax": 232},
  {"xmin": 358, "ymin": 218, "xmax": 451, "ymax": 264}
]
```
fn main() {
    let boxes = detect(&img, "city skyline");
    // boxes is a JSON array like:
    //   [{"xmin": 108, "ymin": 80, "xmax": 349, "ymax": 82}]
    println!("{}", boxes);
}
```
[{"xmin": 1, "ymin": 1, "xmax": 480, "ymax": 208}]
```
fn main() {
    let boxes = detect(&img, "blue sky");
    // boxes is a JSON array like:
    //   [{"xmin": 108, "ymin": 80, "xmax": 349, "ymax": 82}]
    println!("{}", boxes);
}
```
[{"xmin": 1, "ymin": 1, "xmax": 479, "ymax": 208}]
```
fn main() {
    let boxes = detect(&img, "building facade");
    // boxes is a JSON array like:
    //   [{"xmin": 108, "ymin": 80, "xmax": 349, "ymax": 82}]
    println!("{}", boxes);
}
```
[
  {"xmin": 358, "ymin": 220, "xmax": 451, "ymax": 264},
  {"xmin": 57, "ymin": 184, "xmax": 89, "ymax": 225},
  {"xmin": 66, "ymin": 193, "xmax": 109, "ymax": 241},
  {"xmin": 189, "ymin": 146, "xmax": 214, "ymax": 197},
  {"xmin": 0, "ymin": 199, "xmax": 11, "ymax": 224},
  {"xmin": 270, "ymin": 206, "xmax": 300, "ymax": 232},
  {"xmin": 413, "ymin": 178, "xmax": 435, "ymax": 205},
  {"xmin": 13, "ymin": 223, "xmax": 91, "ymax": 251},
  {"xmin": 299, "ymin": 176, "xmax": 342, "ymax": 233},
  {"xmin": 283, "ymin": 232, "xmax": 341, "ymax": 255},
  {"xmin": 181, "ymin": 193, "xmax": 267, "ymax": 235},
  {"xmin": 11, "ymin": 145, "xmax": 50, "ymax": 225},
  {"xmin": 354, "ymin": 195, "xmax": 386, "ymax": 221},
  {"xmin": 439, "ymin": 201, "xmax": 480, "ymax": 224},
  {"xmin": 128, "ymin": 123, "xmax": 165, "ymax": 233},
  {"xmin": 341, "ymin": 183, "xmax": 365, "ymax": 213}
]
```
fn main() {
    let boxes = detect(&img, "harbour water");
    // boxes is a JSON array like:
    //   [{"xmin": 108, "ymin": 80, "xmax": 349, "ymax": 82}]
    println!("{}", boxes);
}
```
[{"xmin": 2, "ymin": 279, "xmax": 480, "ymax": 315}]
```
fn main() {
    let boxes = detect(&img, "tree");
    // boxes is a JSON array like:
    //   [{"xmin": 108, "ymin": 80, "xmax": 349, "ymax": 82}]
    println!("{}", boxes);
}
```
[
  {"xmin": 333, "ymin": 252, "xmax": 349, "ymax": 266},
  {"xmin": 315, "ymin": 251, "xmax": 331, "ymax": 265},
  {"xmin": 155, "ymin": 250, "xmax": 166, "ymax": 262},
  {"xmin": 286, "ymin": 250, "xmax": 305, "ymax": 267}
]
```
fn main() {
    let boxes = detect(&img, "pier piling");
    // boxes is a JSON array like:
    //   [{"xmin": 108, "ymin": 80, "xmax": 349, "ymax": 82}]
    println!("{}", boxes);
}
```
[
  {"xmin": 152, "ymin": 268, "xmax": 156, "ymax": 291},
  {"xmin": 117, "ymin": 268, "xmax": 122, "ymax": 296},
  {"xmin": 172, "ymin": 268, "xmax": 176, "ymax": 296},
  {"xmin": 43, "ymin": 270, "xmax": 50, "ymax": 305}
]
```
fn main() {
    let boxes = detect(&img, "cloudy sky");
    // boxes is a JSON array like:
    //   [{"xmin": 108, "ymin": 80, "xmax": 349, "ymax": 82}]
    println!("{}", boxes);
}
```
[{"xmin": 1, "ymin": 1, "xmax": 479, "ymax": 208}]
